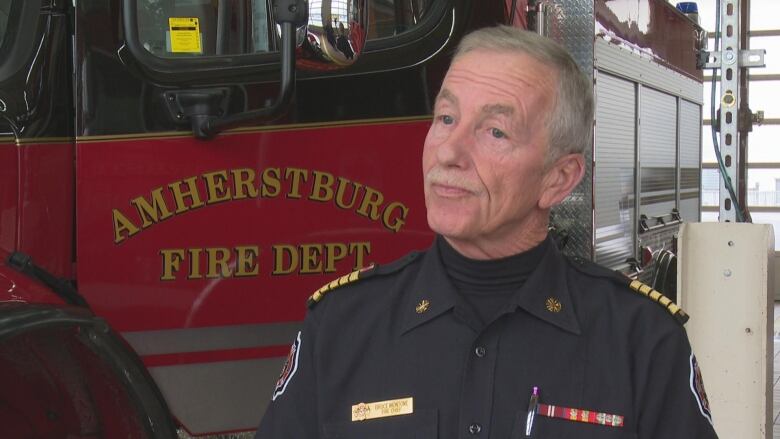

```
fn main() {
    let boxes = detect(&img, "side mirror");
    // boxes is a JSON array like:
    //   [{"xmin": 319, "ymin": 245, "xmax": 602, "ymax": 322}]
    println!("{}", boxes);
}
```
[
  {"xmin": 297, "ymin": 0, "xmax": 368, "ymax": 71},
  {"xmin": 190, "ymin": 0, "xmax": 368, "ymax": 139},
  {"xmin": 195, "ymin": 0, "xmax": 309, "ymax": 139}
]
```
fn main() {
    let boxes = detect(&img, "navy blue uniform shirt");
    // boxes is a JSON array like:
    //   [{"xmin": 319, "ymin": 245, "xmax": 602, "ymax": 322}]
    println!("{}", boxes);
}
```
[{"xmin": 255, "ymin": 237, "xmax": 718, "ymax": 439}]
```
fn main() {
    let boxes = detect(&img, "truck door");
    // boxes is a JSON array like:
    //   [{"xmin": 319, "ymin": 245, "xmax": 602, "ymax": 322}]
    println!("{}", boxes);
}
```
[
  {"xmin": 0, "ymin": 0, "xmax": 74, "ymax": 281},
  {"xmin": 1, "ymin": 1, "xmax": 178, "ymax": 437},
  {"xmin": 75, "ymin": 0, "xmax": 481, "ymax": 435}
]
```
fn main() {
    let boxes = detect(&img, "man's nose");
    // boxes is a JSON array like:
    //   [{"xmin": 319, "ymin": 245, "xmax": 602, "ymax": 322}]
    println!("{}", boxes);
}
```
[{"xmin": 436, "ymin": 123, "xmax": 471, "ymax": 168}]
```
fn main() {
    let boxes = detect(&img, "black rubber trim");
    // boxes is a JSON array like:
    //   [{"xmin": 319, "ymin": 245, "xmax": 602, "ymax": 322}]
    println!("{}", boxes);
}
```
[{"xmin": 7, "ymin": 252, "xmax": 90, "ymax": 308}]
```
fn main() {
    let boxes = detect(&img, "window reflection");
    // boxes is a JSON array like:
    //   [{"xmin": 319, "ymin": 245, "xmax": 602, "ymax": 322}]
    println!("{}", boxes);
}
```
[
  {"xmin": 137, "ymin": 0, "xmax": 432, "ymax": 58},
  {"xmin": 0, "ymin": 4, "xmax": 8, "ymax": 48}
]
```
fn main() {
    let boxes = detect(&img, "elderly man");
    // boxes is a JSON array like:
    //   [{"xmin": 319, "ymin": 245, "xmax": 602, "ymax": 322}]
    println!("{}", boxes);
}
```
[{"xmin": 255, "ymin": 26, "xmax": 718, "ymax": 439}]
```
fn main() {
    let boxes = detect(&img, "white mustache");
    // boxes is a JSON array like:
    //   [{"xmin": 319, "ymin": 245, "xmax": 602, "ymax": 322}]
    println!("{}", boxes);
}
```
[{"xmin": 425, "ymin": 168, "xmax": 481, "ymax": 194}]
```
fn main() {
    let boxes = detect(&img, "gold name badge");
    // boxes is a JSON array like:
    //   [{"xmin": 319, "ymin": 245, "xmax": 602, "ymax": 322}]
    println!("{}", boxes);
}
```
[{"xmin": 351, "ymin": 397, "xmax": 414, "ymax": 421}]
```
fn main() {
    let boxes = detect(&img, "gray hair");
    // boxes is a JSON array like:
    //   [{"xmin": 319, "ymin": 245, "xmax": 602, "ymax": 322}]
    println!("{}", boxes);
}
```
[{"xmin": 454, "ymin": 26, "xmax": 594, "ymax": 164}]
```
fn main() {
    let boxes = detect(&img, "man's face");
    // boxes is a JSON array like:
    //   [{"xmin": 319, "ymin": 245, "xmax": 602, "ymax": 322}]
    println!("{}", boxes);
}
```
[{"xmin": 422, "ymin": 50, "xmax": 558, "ymax": 251}]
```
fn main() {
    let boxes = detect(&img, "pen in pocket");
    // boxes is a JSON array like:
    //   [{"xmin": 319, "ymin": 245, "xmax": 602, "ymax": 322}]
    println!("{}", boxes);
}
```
[{"xmin": 525, "ymin": 386, "xmax": 539, "ymax": 437}]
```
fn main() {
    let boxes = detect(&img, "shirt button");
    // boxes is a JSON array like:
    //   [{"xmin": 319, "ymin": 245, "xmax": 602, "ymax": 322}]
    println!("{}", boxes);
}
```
[
  {"xmin": 475, "ymin": 346, "xmax": 486, "ymax": 357},
  {"xmin": 468, "ymin": 423, "xmax": 482, "ymax": 435}
]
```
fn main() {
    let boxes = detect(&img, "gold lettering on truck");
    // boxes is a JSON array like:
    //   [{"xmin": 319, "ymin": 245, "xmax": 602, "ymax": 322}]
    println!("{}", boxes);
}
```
[
  {"xmin": 112, "ymin": 167, "xmax": 410, "ymax": 244},
  {"xmin": 159, "ymin": 242, "xmax": 371, "ymax": 280}
]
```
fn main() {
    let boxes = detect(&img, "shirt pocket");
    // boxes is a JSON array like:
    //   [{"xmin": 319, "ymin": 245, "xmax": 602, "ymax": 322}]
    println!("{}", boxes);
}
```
[
  {"xmin": 322, "ymin": 409, "xmax": 438, "ymax": 439},
  {"xmin": 510, "ymin": 410, "xmax": 638, "ymax": 439}
]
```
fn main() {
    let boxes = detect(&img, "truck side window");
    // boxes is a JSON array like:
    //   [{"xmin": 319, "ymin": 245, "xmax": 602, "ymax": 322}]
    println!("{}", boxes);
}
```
[
  {"xmin": 137, "ymin": 0, "xmax": 269, "ymax": 57},
  {"xmin": 0, "ymin": 1, "xmax": 15, "ymax": 50},
  {"xmin": 0, "ymin": 0, "xmax": 41, "ymax": 82},
  {"xmin": 136, "ymin": 0, "xmax": 431, "ymax": 58},
  {"xmin": 0, "ymin": 10, "xmax": 7, "ymax": 48},
  {"xmin": 369, "ymin": 0, "xmax": 430, "ymax": 39}
]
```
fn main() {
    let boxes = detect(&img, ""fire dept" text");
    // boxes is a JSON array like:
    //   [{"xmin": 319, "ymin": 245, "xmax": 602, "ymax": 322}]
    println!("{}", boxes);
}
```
[{"xmin": 159, "ymin": 241, "xmax": 371, "ymax": 280}]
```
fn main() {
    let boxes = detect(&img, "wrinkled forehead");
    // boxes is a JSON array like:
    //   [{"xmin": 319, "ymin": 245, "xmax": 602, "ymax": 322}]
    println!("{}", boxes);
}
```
[
  {"xmin": 451, "ymin": 48, "xmax": 556, "ymax": 76},
  {"xmin": 437, "ymin": 50, "xmax": 558, "ymax": 116},
  {"xmin": 443, "ymin": 50, "xmax": 557, "ymax": 94}
]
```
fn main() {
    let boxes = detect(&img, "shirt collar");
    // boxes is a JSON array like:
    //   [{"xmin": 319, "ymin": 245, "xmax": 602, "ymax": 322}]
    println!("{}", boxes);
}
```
[
  {"xmin": 399, "ymin": 236, "xmax": 581, "ymax": 336},
  {"xmin": 400, "ymin": 240, "xmax": 459, "ymax": 335},
  {"xmin": 507, "ymin": 238, "xmax": 581, "ymax": 335}
]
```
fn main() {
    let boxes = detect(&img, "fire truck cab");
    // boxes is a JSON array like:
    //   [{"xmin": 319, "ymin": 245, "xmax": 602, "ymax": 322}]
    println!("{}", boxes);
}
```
[{"xmin": 0, "ymin": 0, "xmax": 704, "ymax": 437}]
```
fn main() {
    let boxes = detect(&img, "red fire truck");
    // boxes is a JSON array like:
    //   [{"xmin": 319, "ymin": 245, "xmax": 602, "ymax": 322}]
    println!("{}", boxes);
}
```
[{"xmin": 0, "ymin": 0, "xmax": 704, "ymax": 437}]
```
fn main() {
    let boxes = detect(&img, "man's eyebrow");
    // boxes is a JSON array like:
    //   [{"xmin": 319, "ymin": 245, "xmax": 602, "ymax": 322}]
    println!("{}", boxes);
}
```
[
  {"xmin": 480, "ymin": 103, "xmax": 514, "ymax": 116},
  {"xmin": 435, "ymin": 88, "xmax": 458, "ymax": 106}
]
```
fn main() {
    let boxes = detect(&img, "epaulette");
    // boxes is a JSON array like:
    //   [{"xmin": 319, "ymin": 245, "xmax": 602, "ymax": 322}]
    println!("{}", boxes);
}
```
[
  {"xmin": 568, "ymin": 256, "xmax": 689, "ymax": 325},
  {"xmin": 306, "ymin": 251, "xmax": 421, "ymax": 309},
  {"xmin": 626, "ymin": 279, "xmax": 689, "ymax": 325}
]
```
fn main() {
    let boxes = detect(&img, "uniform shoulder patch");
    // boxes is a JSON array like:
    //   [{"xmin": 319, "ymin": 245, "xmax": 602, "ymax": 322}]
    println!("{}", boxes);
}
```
[
  {"xmin": 626, "ymin": 279, "xmax": 689, "ymax": 325},
  {"xmin": 272, "ymin": 331, "xmax": 302, "ymax": 401},
  {"xmin": 306, "ymin": 251, "xmax": 421, "ymax": 309},
  {"xmin": 689, "ymin": 353, "xmax": 713, "ymax": 425}
]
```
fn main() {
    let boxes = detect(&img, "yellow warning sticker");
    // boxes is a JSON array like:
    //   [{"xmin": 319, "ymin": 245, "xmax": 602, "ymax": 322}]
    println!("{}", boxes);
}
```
[{"xmin": 168, "ymin": 17, "xmax": 202, "ymax": 53}]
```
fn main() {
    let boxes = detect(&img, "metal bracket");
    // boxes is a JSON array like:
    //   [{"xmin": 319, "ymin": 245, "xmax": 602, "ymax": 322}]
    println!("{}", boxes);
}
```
[
  {"xmin": 164, "ymin": 88, "xmax": 231, "ymax": 137},
  {"xmin": 639, "ymin": 210, "xmax": 682, "ymax": 234},
  {"xmin": 625, "ymin": 257, "xmax": 644, "ymax": 279},
  {"xmin": 527, "ymin": 0, "xmax": 551, "ymax": 37},
  {"xmin": 740, "ymin": 49, "xmax": 766, "ymax": 67},
  {"xmin": 752, "ymin": 110, "xmax": 765, "ymax": 125},
  {"xmin": 703, "ymin": 49, "xmax": 766, "ymax": 69}
]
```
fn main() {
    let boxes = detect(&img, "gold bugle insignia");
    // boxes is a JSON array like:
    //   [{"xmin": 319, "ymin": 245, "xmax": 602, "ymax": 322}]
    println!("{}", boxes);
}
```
[
  {"xmin": 351, "ymin": 397, "xmax": 414, "ymax": 421},
  {"xmin": 545, "ymin": 297, "xmax": 562, "ymax": 313},
  {"xmin": 415, "ymin": 299, "xmax": 430, "ymax": 314}
]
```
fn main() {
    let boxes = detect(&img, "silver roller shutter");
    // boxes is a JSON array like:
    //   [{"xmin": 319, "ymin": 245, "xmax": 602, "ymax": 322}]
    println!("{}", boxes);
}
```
[
  {"xmin": 639, "ymin": 87, "xmax": 678, "ymax": 220},
  {"xmin": 594, "ymin": 71, "xmax": 636, "ymax": 269},
  {"xmin": 679, "ymin": 99, "xmax": 702, "ymax": 222}
]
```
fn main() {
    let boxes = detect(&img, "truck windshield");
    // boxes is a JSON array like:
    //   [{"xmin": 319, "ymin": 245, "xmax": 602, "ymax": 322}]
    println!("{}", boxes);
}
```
[
  {"xmin": 137, "ymin": 0, "xmax": 431, "ymax": 58},
  {"xmin": 0, "ymin": 0, "xmax": 11, "ymax": 49}
]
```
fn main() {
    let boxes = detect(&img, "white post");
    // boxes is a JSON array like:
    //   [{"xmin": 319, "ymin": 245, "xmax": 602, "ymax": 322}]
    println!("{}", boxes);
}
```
[{"xmin": 678, "ymin": 222, "xmax": 774, "ymax": 438}]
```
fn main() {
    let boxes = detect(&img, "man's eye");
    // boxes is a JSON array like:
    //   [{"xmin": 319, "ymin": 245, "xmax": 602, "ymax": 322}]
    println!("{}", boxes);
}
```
[
  {"xmin": 440, "ymin": 115, "xmax": 454, "ymax": 125},
  {"xmin": 491, "ymin": 128, "xmax": 506, "ymax": 139}
]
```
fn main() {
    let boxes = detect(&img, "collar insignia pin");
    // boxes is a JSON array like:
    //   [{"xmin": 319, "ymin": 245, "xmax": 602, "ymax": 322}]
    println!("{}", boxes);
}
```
[
  {"xmin": 546, "ymin": 297, "xmax": 562, "ymax": 313},
  {"xmin": 415, "ymin": 299, "xmax": 430, "ymax": 314}
]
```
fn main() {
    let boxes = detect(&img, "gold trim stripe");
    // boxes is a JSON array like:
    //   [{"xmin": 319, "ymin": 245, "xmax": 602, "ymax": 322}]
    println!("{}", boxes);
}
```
[
  {"xmin": 15, "ymin": 137, "xmax": 75, "ymax": 145},
  {"xmin": 76, "ymin": 115, "xmax": 432, "ymax": 143},
  {"xmin": 628, "ymin": 280, "xmax": 689, "ymax": 324},
  {"xmin": 307, "ymin": 268, "xmax": 367, "ymax": 308},
  {"xmin": 0, "ymin": 136, "xmax": 75, "ymax": 145}
]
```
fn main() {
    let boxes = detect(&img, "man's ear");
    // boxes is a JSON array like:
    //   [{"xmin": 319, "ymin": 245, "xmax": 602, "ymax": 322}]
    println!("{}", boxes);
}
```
[{"xmin": 538, "ymin": 153, "xmax": 585, "ymax": 210}]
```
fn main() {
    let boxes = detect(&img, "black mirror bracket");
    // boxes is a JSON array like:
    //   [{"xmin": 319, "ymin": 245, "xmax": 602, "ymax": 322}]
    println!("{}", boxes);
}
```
[
  {"xmin": 194, "ymin": 0, "xmax": 309, "ymax": 139},
  {"xmin": 274, "ymin": 0, "xmax": 309, "ymax": 24},
  {"xmin": 165, "ymin": 88, "xmax": 231, "ymax": 138}
]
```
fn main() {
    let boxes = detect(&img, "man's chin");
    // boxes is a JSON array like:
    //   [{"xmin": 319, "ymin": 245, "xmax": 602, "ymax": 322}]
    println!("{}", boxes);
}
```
[{"xmin": 426, "ymin": 215, "xmax": 472, "ymax": 240}]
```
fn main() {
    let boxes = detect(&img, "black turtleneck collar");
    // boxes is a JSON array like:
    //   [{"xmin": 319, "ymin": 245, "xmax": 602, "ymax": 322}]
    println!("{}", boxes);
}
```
[
  {"xmin": 437, "ymin": 235, "xmax": 550, "ymax": 326},
  {"xmin": 437, "ymin": 235, "xmax": 550, "ymax": 290}
]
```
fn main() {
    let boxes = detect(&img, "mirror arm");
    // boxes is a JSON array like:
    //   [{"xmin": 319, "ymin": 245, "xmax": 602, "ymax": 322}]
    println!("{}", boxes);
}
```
[{"xmin": 197, "ymin": 0, "xmax": 307, "ymax": 139}]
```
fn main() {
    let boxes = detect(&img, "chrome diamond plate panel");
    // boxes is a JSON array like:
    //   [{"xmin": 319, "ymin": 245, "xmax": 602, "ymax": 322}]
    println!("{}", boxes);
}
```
[{"xmin": 545, "ymin": 0, "xmax": 596, "ymax": 260}]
